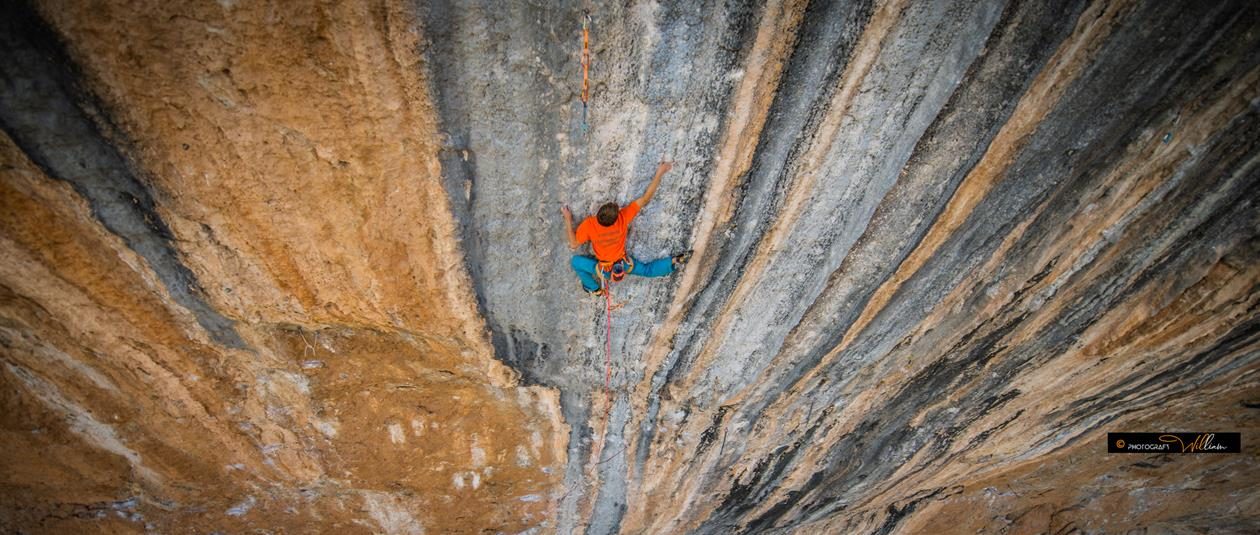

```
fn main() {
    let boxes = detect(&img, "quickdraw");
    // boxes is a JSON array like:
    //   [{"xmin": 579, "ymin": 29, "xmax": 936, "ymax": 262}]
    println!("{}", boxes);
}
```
[{"xmin": 581, "ymin": 12, "xmax": 592, "ymax": 129}]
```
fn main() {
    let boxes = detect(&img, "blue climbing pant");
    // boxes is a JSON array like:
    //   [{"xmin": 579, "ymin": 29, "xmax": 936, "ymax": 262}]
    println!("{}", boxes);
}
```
[{"xmin": 570, "ymin": 255, "xmax": 673, "ymax": 292}]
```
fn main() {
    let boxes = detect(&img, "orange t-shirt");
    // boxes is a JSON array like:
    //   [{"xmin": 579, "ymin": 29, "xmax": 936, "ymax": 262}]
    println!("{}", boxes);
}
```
[{"xmin": 576, "ymin": 202, "xmax": 640, "ymax": 262}]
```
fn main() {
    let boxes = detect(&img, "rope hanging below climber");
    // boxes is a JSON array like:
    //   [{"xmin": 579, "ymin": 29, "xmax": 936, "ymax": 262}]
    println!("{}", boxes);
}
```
[{"xmin": 560, "ymin": 160, "xmax": 691, "ymax": 424}]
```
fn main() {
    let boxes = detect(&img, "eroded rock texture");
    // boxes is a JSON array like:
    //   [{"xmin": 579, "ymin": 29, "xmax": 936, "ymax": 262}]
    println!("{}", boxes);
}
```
[
  {"xmin": 1, "ymin": 0, "xmax": 1258, "ymax": 533},
  {"xmin": 1, "ymin": 1, "xmax": 564, "ymax": 533}
]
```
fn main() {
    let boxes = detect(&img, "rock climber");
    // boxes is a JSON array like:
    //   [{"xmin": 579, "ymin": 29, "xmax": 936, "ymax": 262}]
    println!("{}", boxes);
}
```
[{"xmin": 561, "ymin": 160, "xmax": 690, "ymax": 296}]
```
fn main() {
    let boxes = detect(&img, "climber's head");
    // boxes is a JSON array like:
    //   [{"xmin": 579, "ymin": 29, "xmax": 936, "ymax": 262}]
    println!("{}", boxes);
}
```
[{"xmin": 597, "ymin": 202, "xmax": 619, "ymax": 226}]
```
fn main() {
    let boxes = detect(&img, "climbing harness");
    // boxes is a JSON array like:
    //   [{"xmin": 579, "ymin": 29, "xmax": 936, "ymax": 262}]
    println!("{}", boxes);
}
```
[
  {"xmin": 595, "ymin": 257, "xmax": 634, "ymax": 284},
  {"xmin": 581, "ymin": 12, "xmax": 592, "ymax": 130}
]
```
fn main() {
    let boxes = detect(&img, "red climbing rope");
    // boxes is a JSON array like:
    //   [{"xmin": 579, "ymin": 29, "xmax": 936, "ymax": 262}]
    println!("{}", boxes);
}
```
[
  {"xmin": 604, "ymin": 282, "xmax": 613, "ymax": 417},
  {"xmin": 596, "ymin": 269, "xmax": 630, "ymax": 465}
]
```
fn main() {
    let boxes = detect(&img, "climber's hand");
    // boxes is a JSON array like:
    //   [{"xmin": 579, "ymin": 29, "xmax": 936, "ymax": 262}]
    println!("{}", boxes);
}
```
[
  {"xmin": 657, "ymin": 160, "xmax": 673, "ymax": 174},
  {"xmin": 561, "ymin": 205, "xmax": 572, "ymax": 220}
]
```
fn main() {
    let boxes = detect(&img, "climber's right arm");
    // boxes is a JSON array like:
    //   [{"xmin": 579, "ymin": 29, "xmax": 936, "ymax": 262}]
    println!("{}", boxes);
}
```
[{"xmin": 562, "ymin": 205, "xmax": 580, "ymax": 249}]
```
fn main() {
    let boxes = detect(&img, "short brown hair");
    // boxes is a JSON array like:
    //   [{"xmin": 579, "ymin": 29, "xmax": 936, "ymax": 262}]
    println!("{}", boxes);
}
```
[{"xmin": 597, "ymin": 202, "xmax": 619, "ymax": 226}]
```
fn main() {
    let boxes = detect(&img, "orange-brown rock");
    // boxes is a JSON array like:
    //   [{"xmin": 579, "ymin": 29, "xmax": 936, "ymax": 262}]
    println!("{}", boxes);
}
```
[{"xmin": 1, "ymin": 1, "xmax": 565, "ymax": 532}]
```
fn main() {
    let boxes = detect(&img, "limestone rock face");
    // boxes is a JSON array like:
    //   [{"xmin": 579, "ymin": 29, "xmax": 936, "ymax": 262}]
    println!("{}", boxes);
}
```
[
  {"xmin": 1, "ymin": 1, "xmax": 564, "ymax": 533},
  {"xmin": 2, "ymin": 0, "xmax": 1258, "ymax": 533}
]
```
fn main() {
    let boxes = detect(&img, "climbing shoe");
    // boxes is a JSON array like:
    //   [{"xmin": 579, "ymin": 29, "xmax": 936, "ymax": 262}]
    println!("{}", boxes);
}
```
[
  {"xmin": 588, "ymin": 287, "xmax": 606, "ymax": 298},
  {"xmin": 672, "ymin": 250, "xmax": 692, "ymax": 269}
]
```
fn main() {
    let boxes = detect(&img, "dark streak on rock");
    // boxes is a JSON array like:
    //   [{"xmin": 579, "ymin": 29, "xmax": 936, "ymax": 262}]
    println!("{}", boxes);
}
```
[
  {"xmin": 658, "ymin": 0, "xmax": 876, "ymax": 395},
  {"xmin": 698, "ymin": 414, "xmax": 827, "ymax": 533},
  {"xmin": 0, "ymin": 0, "xmax": 246, "ymax": 349},
  {"xmin": 695, "ymin": 405, "xmax": 730, "ymax": 457},
  {"xmin": 727, "ymin": 0, "xmax": 1089, "ymax": 449},
  {"xmin": 871, "ymin": 486, "xmax": 959, "ymax": 535}
]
